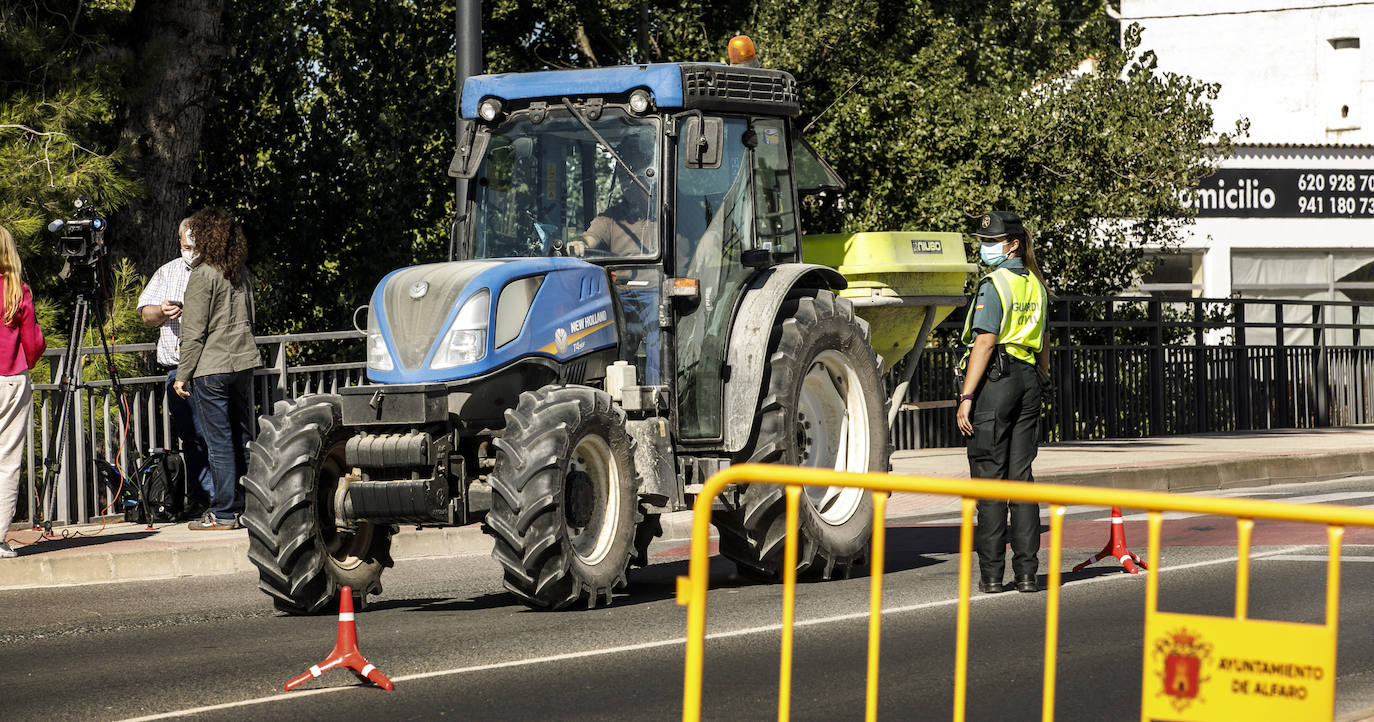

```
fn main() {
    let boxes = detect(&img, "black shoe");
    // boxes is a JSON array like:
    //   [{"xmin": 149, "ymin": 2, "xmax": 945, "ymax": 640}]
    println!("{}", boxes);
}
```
[
  {"xmin": 978, "ymin": 577, "xmax": 1003, "ymax": 594},
  {"xmin": 1015, "ymin": 574, "xmax": 1038, "ymax": 593}
]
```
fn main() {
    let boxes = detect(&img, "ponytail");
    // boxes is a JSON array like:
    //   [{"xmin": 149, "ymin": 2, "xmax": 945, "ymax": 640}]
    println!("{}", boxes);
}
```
[{"xmin": 1010, "ymin": 229, "xmax": 1048, "ymax": 290}]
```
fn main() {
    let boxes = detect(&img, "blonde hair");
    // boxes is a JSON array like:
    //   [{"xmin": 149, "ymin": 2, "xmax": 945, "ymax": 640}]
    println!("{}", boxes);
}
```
[{"xmin": 0, "ymin": 225, "xmax": 23, "ymax": 326}]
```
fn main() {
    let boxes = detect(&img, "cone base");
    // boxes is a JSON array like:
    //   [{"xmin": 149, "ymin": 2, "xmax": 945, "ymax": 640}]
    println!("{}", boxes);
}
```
[{"xmin": 282, "ymin": 586, "xmax": 394, "ymax": 692}]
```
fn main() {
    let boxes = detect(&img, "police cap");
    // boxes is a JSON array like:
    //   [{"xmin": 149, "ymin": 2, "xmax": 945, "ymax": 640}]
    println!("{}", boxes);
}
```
[{"xmin": 971, "ymin": 210, "xmax": 1025, "ymax": 239}]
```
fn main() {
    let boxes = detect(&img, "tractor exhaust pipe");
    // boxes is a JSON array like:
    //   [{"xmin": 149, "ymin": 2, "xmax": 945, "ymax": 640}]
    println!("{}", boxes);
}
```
[{"xmin": 451, "ymin": 0, "xmax": 482, "ymax": 261}]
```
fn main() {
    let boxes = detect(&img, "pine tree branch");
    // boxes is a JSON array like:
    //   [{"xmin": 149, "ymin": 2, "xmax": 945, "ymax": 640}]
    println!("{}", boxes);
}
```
[{"xmin": 0, "ymin": 124, "xmax": 101, "ymax": 156}]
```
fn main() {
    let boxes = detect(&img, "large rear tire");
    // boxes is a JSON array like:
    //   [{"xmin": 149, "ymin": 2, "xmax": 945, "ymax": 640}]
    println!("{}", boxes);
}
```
[
  {"xmin": 241, "ymin": 395, "xmax": 395, "ymax": 615},
  {"xmin": 716, "ymin": 290, "xmax": 889, "ymax": 580},
  {"xmin": 486, "ymin": 385, "xmax": 640, "ymax": 610}
]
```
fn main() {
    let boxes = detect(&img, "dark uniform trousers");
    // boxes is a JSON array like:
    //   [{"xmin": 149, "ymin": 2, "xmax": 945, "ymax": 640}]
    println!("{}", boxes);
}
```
[{"xmin": 967, "ymin": 360, "xmax": 1042, "ymax": 579}]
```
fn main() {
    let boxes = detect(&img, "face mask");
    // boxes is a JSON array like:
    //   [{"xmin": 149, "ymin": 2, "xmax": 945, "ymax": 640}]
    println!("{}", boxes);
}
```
[
  {"xmin": 182, "ymin": 249, "xmax": 199, "ymax": 265},
  {"xmin": 979, "ymin": 241, "xmax": 1007, "ymax": 267}
]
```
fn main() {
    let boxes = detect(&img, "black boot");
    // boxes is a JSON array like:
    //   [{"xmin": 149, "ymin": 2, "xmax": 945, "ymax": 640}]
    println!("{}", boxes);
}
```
[{"xmin": 1015, "ymin": 574, "xmax": 1038, "ymax": 593}]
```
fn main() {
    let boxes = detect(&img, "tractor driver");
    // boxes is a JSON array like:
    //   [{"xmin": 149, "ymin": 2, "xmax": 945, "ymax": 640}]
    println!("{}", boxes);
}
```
[
  {"xmin": 566, "ymin": 138, "xmax": 661, "ymax": 383},
  {"xmin": 567, "ymin": 139, "xmax": 654, "ymax": 258}
]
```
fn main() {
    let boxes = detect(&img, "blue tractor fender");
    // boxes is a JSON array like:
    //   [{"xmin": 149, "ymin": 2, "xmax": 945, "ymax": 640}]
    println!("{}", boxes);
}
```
[{"xmin": 721, "ymin": 263, "xmax": 848, "ymax": 453}]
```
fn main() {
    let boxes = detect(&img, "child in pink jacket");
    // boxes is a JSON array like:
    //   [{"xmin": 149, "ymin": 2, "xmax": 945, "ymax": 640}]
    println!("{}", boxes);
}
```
[{"xmin": 0, "ymin": 225, "xmax": 46, "ymax": 558}]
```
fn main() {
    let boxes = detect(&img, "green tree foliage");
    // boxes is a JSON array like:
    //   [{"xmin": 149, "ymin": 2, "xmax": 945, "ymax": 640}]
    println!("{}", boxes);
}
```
[
  {"xmin": 484, "ymin": 0, "xmax": 748, "ymax": 70},
  {"xmin": 0, "ymin": 1, "xmax": 148, "ymax": 352},
  {"xmin": 751, "ymin": 1, "xmax": 1244, "ymax": 295},
  {"xmin": 196, "ymin": 0, "xmax": 462, "ymax": 335},
  {"xmin": 5, "ymin": 1, "xmax": 1243, "ymax": 338}
]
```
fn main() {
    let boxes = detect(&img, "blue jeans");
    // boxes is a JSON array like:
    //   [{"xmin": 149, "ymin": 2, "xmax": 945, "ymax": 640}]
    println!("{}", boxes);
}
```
[
  {"xmin": 190, "ymin": 370, "xmax": 256, "ymax": 520},
  {"xmin": 164, "ymin": 370, "xmax": 212, "ymax": 509}
]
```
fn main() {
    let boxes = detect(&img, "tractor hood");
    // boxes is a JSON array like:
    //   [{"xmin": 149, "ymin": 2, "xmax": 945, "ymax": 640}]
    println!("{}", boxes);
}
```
[{"xmin": 365, "ymin": 257, "xmax": 618, "ymax": 385}]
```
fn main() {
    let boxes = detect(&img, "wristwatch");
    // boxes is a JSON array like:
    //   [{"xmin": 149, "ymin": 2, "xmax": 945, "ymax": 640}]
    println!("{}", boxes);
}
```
[{"xmin": 959, "ymin": 393, "xmax": 975, "ymax": 402}]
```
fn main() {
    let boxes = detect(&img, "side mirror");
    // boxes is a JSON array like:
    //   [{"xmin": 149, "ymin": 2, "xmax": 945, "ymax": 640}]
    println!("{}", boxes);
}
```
[
  {"xmin": 447, "ymin": 122, "xmax": 492, "ymax": 179},
  {"xmin": 681, "ymin": 115, "xmax": 723, "ymax": 169}
]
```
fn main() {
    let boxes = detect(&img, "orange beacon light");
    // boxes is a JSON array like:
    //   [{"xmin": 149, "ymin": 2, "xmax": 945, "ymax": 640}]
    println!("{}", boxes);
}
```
[{"xmin": 728, "ymin": 35, "xmax": 759, "ymax": 67}]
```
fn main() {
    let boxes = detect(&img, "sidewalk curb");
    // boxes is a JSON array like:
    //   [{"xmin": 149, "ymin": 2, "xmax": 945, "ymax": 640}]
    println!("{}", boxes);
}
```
[
  {"xmin": 1040, "ymin": 450, "xmax": 1374, "ymax": 492},
  {"xmin": 0, "ymin": 524, "xmax": 494, "ymax": 591}
]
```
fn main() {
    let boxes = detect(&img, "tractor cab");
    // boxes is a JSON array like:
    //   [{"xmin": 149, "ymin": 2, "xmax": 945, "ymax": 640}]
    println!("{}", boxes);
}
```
[{"xmin": 451, "ymin": 58, "xmax": 845, "ymax": 436}]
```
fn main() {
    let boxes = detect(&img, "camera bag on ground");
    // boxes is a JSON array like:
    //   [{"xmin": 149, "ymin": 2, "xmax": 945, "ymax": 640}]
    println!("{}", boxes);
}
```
[
  {"xmin": 94, "ymin": 455, "xmax": 136, "ymax": 518},
  {"xmin": 122, "ymin": 450, "xmax": 186, "ymax": 524}
]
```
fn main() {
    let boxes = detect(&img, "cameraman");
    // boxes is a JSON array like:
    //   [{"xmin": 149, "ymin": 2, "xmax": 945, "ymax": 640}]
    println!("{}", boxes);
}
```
[{"xmin": 137, "ymin": 218, "xmax": 211, "ymax": 516}]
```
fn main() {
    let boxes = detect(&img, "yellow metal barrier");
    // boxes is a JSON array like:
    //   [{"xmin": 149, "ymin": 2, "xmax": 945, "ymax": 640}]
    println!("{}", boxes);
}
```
[{"xmin": 676, "ymin": 463, "xmax": 1374, "ymax": 721}]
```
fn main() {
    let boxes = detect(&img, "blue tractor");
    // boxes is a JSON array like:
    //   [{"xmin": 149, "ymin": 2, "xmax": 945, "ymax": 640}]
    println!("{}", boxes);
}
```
[{"xmin": 241, "ymin": 42, "xmax": 890, "ymax": 613}]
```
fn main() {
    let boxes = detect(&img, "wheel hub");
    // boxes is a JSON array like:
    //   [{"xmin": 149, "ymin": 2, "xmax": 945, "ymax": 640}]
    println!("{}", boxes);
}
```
[
  {"xmin": 565, "ymin": 469, "xmax": 595, "ymax": 528},
  {"xmin": 564, "ymin": 434, "xmax": 622, "ymax": 566}
]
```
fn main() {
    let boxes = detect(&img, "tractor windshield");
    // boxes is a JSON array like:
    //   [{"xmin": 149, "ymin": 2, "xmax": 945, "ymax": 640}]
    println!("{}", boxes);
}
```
[{"xmin": 470, "ymin": 108, "xmax": 660, "ymax": 260}]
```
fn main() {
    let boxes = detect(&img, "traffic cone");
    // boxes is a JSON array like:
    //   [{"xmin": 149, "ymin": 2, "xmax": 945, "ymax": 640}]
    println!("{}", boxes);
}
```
[
  {"xmin": 284, "ymin": 586, "xmax": 394, "ymax": 691},
  {"xmin": 1072, "ymin": 507, "xmax": 1147, "ymax": 574}
]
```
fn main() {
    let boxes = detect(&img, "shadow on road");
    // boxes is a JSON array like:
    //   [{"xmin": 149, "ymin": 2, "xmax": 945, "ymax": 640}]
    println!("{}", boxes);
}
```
[
  {"xmin": 367, "ymin": 523, "xmax": 1139, "ymax": 614},
  {"xmin": 9, "ymin": 529, "xmax": 156, "ymax": 554}
]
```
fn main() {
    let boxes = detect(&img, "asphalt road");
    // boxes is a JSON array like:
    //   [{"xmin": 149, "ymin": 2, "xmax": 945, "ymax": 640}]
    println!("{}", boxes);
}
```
[{"xmin": 5, "ymin": 478, "xmax": 1374, "ymax": 721}]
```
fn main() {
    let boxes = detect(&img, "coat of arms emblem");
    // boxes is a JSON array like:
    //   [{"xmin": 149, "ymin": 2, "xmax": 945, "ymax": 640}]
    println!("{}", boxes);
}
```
[{"xmin": 1153, "ymin": 627, "xmax": 1213, "ymax": 712}]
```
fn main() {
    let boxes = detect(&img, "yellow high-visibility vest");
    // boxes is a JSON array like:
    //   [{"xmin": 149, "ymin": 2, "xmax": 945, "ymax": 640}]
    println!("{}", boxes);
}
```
[{"xmin": 960, "ymin": 267, "xmax": 1047, "ymax": 365}]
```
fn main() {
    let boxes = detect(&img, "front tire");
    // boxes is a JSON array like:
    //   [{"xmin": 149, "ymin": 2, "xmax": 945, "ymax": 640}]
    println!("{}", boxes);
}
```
[
  {"xmin": 716, "ymin": 290, "xmax": 889, "ymax": 580},
  {"xmin": 486, "ymin": 385, "xmax": 640, "ymax": 610},
  {"xmin": 241, "ymin": 395, "xmax": 395, "ymax": 615}
]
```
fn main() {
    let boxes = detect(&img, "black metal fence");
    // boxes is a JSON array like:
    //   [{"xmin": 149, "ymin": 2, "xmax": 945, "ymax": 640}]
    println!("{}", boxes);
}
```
[
  {"xmin": 16, "ymin": 331, "xmax": 366, "ymax": 527},
  {"xmin": 17, "ymin": 296, "xmax": 1374, "ymax": 525},
  {"xmin": 891, "ymin": 296, "xmax": 1374, "ymax": 450}
]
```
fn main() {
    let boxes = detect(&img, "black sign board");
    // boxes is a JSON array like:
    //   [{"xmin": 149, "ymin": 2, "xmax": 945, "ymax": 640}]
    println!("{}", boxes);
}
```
[{"xmin": 1188, "ymin": 168, "xmax": 1374, "ymax": 218}]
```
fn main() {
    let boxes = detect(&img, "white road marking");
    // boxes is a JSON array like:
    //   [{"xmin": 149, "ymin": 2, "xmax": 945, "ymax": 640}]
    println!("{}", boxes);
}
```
[
  {"xmin": 1260, "ymin": 554, "xmax": 1374, "ymax": 563},
  {"xmin": 114, "ymin": 544, "xmax": 1310, "ymax": 721}
]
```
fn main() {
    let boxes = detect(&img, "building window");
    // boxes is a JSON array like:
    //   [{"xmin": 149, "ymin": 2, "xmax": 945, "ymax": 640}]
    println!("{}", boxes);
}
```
[
  {"xmin": 1137, "ymin": 250, "xmax": 1202, "ymax": 297},
  {"xmin": 1231, "ymin": 250, "xmax": 1374, "ymax": 345},
  {"xmin": 1324, "ymin": 37, "xmax": 1361, "ymax": 132}
]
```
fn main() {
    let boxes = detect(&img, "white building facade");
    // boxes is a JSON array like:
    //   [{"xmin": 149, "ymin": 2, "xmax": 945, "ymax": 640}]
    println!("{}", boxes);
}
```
[{"xmin": 1123, "ymin": 0, "xmax": 1374, "ymax": 319}]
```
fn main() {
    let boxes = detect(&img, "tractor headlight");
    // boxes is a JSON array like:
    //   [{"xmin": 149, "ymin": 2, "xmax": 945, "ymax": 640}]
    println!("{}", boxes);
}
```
[
  {"xmin": 366, "ymin": 331, "xmax": 394, "ymax": 371},
  {"xmin": 432, "ymin": 289, "xmax": 490, "ymax": 369},
  {"xmin": 628, "ymin": 89, "xmax": 653, "ymax": 114},
  {"xmin": 478, "ymin": 98, "xmax": 503, "ymax": 122}
]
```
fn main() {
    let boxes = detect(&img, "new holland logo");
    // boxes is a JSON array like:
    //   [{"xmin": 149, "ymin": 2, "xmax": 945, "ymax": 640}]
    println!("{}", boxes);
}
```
[
  {"xmin": 1154, "ymin": 627, "xmax": 1213, "ymax": 712},
  {"xmin": 554, "ymin": 327, "xmax": 569, "ymax": 354}
]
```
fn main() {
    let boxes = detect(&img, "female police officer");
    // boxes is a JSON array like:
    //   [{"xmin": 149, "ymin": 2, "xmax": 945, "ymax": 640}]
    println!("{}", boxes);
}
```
[{"xmin": 955, "ymin": 211, "xmax": 1050, "ymax": 593}]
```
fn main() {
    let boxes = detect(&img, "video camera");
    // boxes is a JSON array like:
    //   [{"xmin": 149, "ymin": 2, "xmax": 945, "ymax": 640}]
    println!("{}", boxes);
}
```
[
  {"xmin": 47, "ymin": 196, "xmax": 108, "ymax": 290},
  {"xmin": 46, "ymin": 196, "xmax": 107, "ymax": 267}
]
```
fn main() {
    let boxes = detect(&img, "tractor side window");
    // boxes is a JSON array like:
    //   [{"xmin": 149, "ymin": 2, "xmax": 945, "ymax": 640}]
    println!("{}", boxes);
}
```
[
  {"xmin": 751, "ymin": 119, "xmax": 797, "ymax": 258},
  {"xmin": 674, "ymin": 116, "xmax": 753, "ymax": 440}
]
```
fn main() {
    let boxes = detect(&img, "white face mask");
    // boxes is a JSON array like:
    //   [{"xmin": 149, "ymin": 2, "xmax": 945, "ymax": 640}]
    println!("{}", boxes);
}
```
[
  {"xmin": 979, "ymin": 241, "xmax": 1007, "ymax": 267},
  {"xmin": 182, "ymin": 249, "xmax": 198, "ymax": 265}
]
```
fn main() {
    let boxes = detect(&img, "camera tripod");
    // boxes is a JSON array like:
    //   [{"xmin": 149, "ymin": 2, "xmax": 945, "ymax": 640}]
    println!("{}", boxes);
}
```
[{"xmin": 39, "ymin": 271, "xmax": 125, "ymax": 532}]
